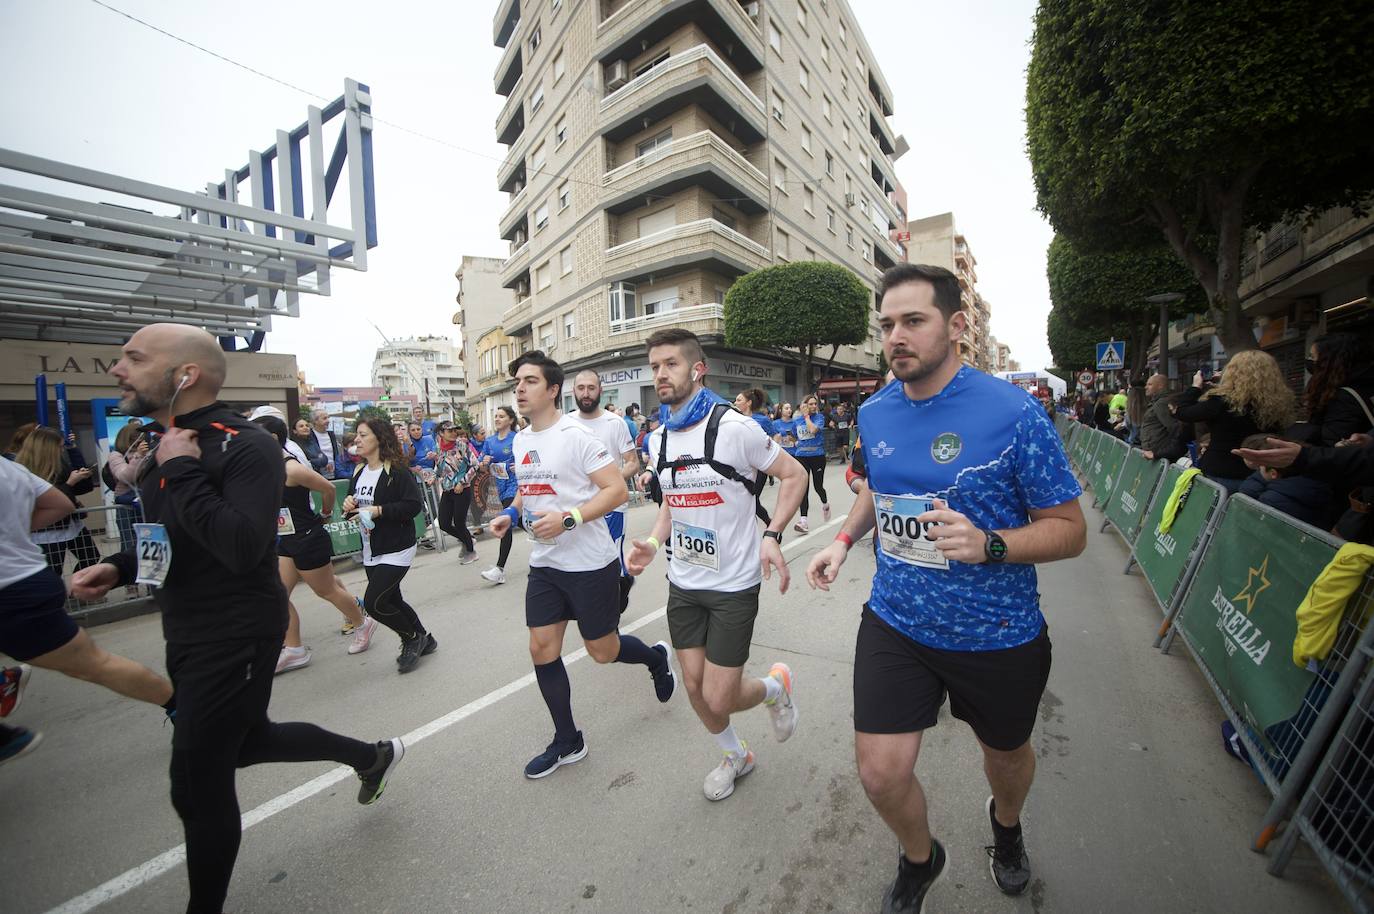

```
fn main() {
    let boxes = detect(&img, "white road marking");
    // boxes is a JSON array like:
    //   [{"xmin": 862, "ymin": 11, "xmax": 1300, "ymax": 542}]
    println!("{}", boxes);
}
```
[{"xmin": 44, "ymin": 515, "xmax": 848, "ymax": 914}]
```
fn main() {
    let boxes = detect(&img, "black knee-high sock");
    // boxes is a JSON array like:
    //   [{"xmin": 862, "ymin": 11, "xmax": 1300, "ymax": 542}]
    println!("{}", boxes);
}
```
[
  {"xmin": 534, "ymin": 659, "xmax": 577, "ymax": 744},
  {"xmin": 614, "ymin": 634, "xmax": 662, "ymax": 669}
]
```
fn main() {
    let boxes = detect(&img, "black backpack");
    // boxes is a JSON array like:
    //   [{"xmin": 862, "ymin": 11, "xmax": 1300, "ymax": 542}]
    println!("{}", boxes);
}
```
[{"xmin": 655, "ymin": 403, "xmax": 765, "ymax": 497}]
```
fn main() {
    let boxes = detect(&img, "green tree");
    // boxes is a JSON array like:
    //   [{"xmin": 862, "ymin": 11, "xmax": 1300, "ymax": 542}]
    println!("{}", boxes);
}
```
[
  {"xmin": 356, "ymin": 405, "xmax": 391, "ymax": 426},
  {"xmin": 1046, "ymin": 235, "xmax": 1207, "ymax": 381},
  {"xmin": 1026, "ymin": 1, "xmax": 1374, "ymax": 354},
  {"xmin": 723, "ymin": 261, "xmax": 871, "ymax": 390}
]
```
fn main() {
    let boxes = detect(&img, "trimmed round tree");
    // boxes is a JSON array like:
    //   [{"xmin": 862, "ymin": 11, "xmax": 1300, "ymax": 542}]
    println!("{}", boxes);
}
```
[{"xmin": 723, "ymin": 261, "xmax": 871, "ymax": 392}]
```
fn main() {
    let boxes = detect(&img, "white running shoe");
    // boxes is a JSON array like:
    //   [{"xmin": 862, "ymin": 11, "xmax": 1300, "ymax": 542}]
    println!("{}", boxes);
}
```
[
  {"xmin": 703, "ymin": 747, "xmax": 755, "ymax": 801},
  {"xmin": 822, "ymin": 503, "xmax": 832, "ymax": 522},
  {"xmin": 348, "ymin": 617, "xmax": 378, "ymax": 655},
  {"xmin": 275, "ymin": 646, "xmax": 311, "ymax": 675},
  {"xmin": 793, "ymin": 517, "xmax": 810, "ymax": 534},
  {"xmin": 460, "ymin": 548, "xmax": 480, "ymax": 566},
  {"xmin": 481, "ymin": 566, "xmax": 506, "ymax": 584},
  {"xmin": 765, "ymin": 662, "xmax": 798, "ymax": 742}
]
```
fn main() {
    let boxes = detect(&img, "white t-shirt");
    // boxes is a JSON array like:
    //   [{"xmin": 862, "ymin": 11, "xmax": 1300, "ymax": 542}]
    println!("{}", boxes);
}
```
[
  {"xmin": 0, "ymin": 458, "xmax": 57, "ymax": 589},
  {"xmin": 567, "ymin": 409, "xmax": 635, "ymax": 513},
  {"xmin": 285, "ymin": 439, "xmax": 310, "ymax": 468},
  {"xmin": 312, "ymin": 429, "xmax": 335, "ymax": 464},
  {"xmin": 649, "ymin": 409, "xmax": 781, "ymax": 593},
  {"xmin": 353, "ymin": 464, "xmax": 417, "ymax": 567},
  {"xmin": 514, "ymin": 414, "xmax": 618, "ymax": 572}
]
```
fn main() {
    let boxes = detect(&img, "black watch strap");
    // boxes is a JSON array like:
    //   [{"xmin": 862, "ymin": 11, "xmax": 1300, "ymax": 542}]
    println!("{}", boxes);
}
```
[
  {"xmin": 762, "ymin": 530, "xmax": 783, "ymax": 545},
  {"xmin": 983, "ymin": 529, "xmax": 1008, "ymax": 563}
]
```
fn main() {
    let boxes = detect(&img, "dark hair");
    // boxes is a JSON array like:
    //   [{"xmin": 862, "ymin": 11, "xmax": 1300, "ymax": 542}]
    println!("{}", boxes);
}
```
[
  {"xmin": 646, "ymin": 327, "xmax": 706, "ymax": 367},
  {"xmin": 1306, "ymin": 333, "xmax": 1371, "ymax": 415},
  {"xmin": 876, "ymin": 263, "xmax": 961, "ymax": 320},
  {"xmin": 357, "ymin": 416, "xmax": 406, "ymax": 466},
  {"xmin": 509, "ymin": 350, "xmax": 565, "ymax": 400},
  {"xmin": 739, "ymin": 387, "xmax": 767, "ymax": 412},
  {"xmin": 253, "ymin": 415, "xmax": 289, "ymax": 447},
  {"xmin": 627, "ymin": 403, "xmax": 640, "ymax": 416},
  {"xmin": 495, "ymin": 405, "xmax": 518, "ymax": 424}
]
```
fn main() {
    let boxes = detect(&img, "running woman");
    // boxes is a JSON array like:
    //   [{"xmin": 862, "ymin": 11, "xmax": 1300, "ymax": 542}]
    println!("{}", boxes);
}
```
[
  {"xmin": 70, "ymin": 324, "xmax": 405, "ymax": 914},
  {"xmin": 568, "ymin": 369, "xmax": 641, "ymax": 612},
  {"xmin": 734, "ymin": 388, "xmax": 776, "ymax": 522},
  {"xmin": 430, "ymin": 421, "xmax": 480, "ymax": 564},
  {"xmin": 344, "ymin": 417, "xmax": 437, "ymax": 674},
  {"xmin": 251, "ymin": 416, "xmax": 374, "ymax": 673},
  {"xmin": 790, "ymin": 395, "xmax": 831, "ymax": 533},
  {"xmin": 479, "ymin": 405, "xmax": 520, "ymax": 584},
  {"xmin": 487, "ymin": 351, "xmax": 675, "ymax": 779},
  {"xmin": 627, "ymin": 329, "xmax": 808, "ymax": 801},
  {"xmin": 805, "ymin": 264, "xmax": 1085, "ymax": 911}
]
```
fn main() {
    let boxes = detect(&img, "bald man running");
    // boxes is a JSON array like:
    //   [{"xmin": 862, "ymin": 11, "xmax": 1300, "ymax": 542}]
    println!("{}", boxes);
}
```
[{"xmin": 71, "ymin": 323, "xmax": 404, "ymax": 914}]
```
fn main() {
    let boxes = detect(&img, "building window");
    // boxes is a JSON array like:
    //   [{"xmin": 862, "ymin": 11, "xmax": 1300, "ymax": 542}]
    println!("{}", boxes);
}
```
[
  {"xmin": 845, "ymin": 172, "xmax": 852, "ymax": 196},
  {"xmin": 820, "ymin": 38, "xmax": 829, "ymax": 66},
  {"xmin": 711, "ymin": 206, "xmax": 737, "ymax": 230},
  {"xmin": 801, "ymin": 125, "xmax": 812, "ymax": 155},
  {"xmin": 529, "ymin": 23, "xmax": 541, "ymax": 54},
  {"xmin": 804, "ymin": 186, "xmax": 814, "ymax": 214},
  {"xmin": 798, "ymin": 1, "xmax": 808, "ymax": 29},
  {"xmin": 839, "ymin": 21, "xmax": 846, "ymax": 44},
  {"xmin": 552, "ymin": 0, "xmax": 562, "ymax": 15},
  {"xmin": 846, "ymin": 224, "xmax": 854, "ymax": 248},
  {"xmin": 637, "ymin": 206, "xmax": 676, "ymax": 237},
  {"xmin": 805, "ymin": 246, "xmax": 816, "ymax": 260},
  {"xmin": 799, "ymin": 64, "xmax": 810, "ymax": 94},
  {"xmin": 534, "ymin": 200, "xmax": 549, "ymax": 230},
  {"xmin": 840, "ymin": 68, "xmax": 848, "ymax": 97},
  {"xmin": 777, "ymin": 228, "xmax": 790, "ymax": 259},
  {"xmin": 855, "ymin": 50, "xmax": 863, "ymax": 74},
  {"xmin": 530, "ymin": 83, "xmax": 545, "ymax": 114},
  {"xmin": 842, "ymin": 122, "xmax": 850, "ymax": 147},
  {"xmin": 862, "ymin": 240, "xmax": 872, "ymax": 263},
  {"xmin": 826, "ymin": 208, "xmax": 836, "ymax": 232},
  {"xmin": 771, "ymin": 91, "xmax": 785, "ymax": 124},
  {"xmin": 608, "ymin": 281, "xmax": 637, "ymax": 324},
  {"xmin": 825, "ymin": 151, "xmax": 834, "ymax": 176},
  {"xmin": 563, "ymin": 311, "xmax": 575, "ymax": 339},
  {"xmin": 558, "ymin": 181, "xmax": 570, "ymax": 210},
  {"xmin": 769, "ymin": 22, "xmax": 782, "ymax": 54},
  {"xmin": 560, "ymin": 245, "xmax": 572, "ymax": 275},
  {"xmin": 553, "ymin": 48, "xmax": 565, "ymax": 82},
  {"xmin": 555, "ymin": 116, "xmax": 567, "ymax": 147},
  {"xmin": 531, "ymin": 141, "xmax": 546, "ymax": 171},
  {"xmin": 636, "ymin": 128, "xmax": 673, "ymax": 158},
  {"xmin": 539, "ymin": 321, "xmax": 553, "ymax": 350},
  {"xmin": 536, "ymin": 263, "xmax": 551, "ymax": 291},
  {"xmin": 634, "ymin": 50, "xmax": 669, "ymax": 77},
  {"xmin": 822, "ymin": 94, "xmax": 831, "ymax": 122},
  {"xmin": 773, "ymin": 157, "xmax": 787, "ymax": 193},
  {"xmin": 643, "ymin": 285, "xmax": 679, "ymax": 316}
]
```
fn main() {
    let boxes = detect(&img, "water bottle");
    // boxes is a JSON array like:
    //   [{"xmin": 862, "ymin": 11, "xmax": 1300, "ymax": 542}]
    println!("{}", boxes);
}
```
[{"xmin": 359, "ymin": 509, "xmax": 376, "ymax": 531}]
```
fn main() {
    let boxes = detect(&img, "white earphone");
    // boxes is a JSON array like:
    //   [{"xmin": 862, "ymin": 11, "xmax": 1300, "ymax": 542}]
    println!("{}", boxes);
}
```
[{"xmin": 691, "ymin": 370, "xmax": 699, "ymax": 382}]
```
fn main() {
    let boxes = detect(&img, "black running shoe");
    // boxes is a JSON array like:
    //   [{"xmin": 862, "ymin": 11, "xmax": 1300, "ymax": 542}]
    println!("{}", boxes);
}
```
[
  {"xmin": 650, "ymin": 641, "xmax": 676, "ymax": 703},
  {"xmin": 881, "ymin": 840, "xmax": 946, "ymax": 914},
  {"xmin": 524, "ymin": 731, "xmax": 587, "ymax": 779},
  {"xmin": 985, "ymin": 795, "xmax": 1031, "ymax": 895},
  {"xmin": 356, "ymin": 738, "xmax": 405, "ymax": 804},
  {"xmin": 397, "ymin": 635, "xmax": 426, "ymax": 674},
  {"xmin": 421, "ymin": 632, "xmax": 438, "ymax": 656}
]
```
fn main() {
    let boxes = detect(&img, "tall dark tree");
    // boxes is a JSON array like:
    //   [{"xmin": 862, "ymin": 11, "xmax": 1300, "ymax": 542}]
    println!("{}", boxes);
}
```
[
  {"xmin": 724, "ymin": 261, "xmax": 870, "ymax": 390},
  {"xmin": 1026, "ymin": 1, "xmax": 1374, "ymax": 354}
]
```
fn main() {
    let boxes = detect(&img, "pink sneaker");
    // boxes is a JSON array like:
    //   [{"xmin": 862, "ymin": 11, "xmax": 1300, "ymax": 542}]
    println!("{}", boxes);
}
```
[
  {"xmin": 822, "ymin": 503, "xmax": 832, "ymax": 522},
  {"xmin": 1, "ymin": 665, "xmax": 32, "ymax": 718},
  {"xmin": 275, "ymin": 646, "xmax": 312, "ymax": 675},
  {"xmin": 348, "ymin": 617, "xmax": 378, "ymax": 655}
]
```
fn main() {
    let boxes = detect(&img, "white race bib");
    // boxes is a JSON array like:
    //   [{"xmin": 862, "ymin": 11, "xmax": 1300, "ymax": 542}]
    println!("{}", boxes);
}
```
[
  {"xmin": 781, "ymin": 434, "xmax": 797, "ymax": 448},
  {"xmin": 135, "ymin": 523, "xmax": 172, "ymax": 586},
  {"xmin": 671, "ymin": 519, "xmax": 719, "ymax": 570},
  {"xmin": 277, "ymin": 508, "xmax": 296, "ymax": 536},
  {"xmin": 523, "ymin": 510, "xmax": 557, "ymax": 545},
  {"xmin": 490, "ymin": 463, "xmax": 509, "ymax": 480},
  {"xmin": 797, "ymin": 423, "xmax": 815, "ymax": 440},
  {"xmin": 872, "ymin": 494, "xmax": 949, "ymax": 570}
]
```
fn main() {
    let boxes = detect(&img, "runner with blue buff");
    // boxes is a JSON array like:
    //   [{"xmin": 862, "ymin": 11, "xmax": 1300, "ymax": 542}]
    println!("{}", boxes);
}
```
[
  {"xmin": 806, "ymin": 264, "xmax": 1086, "ymax": 913},
  {"xmin": 479, "ymin": 405, "xmax": 521, "ymax": 584}
]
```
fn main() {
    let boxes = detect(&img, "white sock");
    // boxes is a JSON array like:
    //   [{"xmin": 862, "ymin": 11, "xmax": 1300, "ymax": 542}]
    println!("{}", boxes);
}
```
[
  {"xmin": 761, "ymin": 675, "xmax": 782, "ymax": 704},
  {"xmin": 712, "ymin": 723, "xmax": 745, "ymax": 757}
]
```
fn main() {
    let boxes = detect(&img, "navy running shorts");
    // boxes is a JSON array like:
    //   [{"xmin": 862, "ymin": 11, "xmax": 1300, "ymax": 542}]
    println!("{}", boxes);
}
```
[
  {"xmin": 526, "ymin": 560, "xmax": 620, "ymax": 641},
  {"xmin": 0, "ymin": 568, "xmax": 79, "ymax": 661}
]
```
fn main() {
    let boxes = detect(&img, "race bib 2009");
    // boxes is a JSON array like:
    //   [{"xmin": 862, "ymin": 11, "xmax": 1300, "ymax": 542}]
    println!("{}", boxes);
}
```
[
  {"xmin": 671, "ymin": 519, "xmax": 719, "ymax": 570},
  {"xmin": 872, "ymin": 493, "xmax": 948, "ymax": 570}
]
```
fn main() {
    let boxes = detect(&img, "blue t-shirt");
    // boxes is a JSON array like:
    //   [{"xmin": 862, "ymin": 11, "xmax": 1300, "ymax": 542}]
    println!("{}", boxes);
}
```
[
  {"xmin": 859, "ymin": 368, "xmax": 1081, "ymax": 651},
  {"xmin": 790, "ymin": 413, "xmax": 827, "ymax": 457},
  {"xmin": 480, "ymin": 431, "xmax": 518, "ymax": 501},
  {"xmin": 749, "ymin": 412, "xmax": 774, "ymax": 437},
  {"xmin": 774, "ymin": 417, "xmax": 800, "ymax": 454}
]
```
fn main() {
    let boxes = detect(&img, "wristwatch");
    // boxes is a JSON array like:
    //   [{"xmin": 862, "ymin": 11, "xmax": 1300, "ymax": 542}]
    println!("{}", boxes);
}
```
[
  {"xmin": 982, "ymin": 530, "xmax": 1008, "ymax": 564},
  {"xmin": 762, "ymin": 530, "xmax": 783, "ymax": 545},
  {"xmin": 561, "ymin": 512, "xmax": 578, "ymax": 531}
]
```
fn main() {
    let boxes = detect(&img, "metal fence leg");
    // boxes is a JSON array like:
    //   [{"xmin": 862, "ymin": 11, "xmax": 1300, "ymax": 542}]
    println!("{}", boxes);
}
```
[
  {"xmin": 1266, "ymin": 817, "xmax": 1303, "ymax": 875},
  {"xmin": 1123, "ymin": 554, "xmax": 1137, "ymax": 575}
]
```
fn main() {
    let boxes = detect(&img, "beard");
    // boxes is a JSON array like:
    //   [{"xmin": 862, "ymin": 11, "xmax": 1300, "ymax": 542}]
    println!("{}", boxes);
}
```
[
  {"xmin": 657, "ymin": 377, "xmax": 693, "ymax": 408},
  {"xmin": 120, "ymin": 368, "xmax": 177, "ymax": 417},
  {"xmin": 576, "ymin": 394, "xmax": 600, "ymax": 414},
  {"xmin": 888, "ymin": 339, "xmax": 951, "ymax": 385}
]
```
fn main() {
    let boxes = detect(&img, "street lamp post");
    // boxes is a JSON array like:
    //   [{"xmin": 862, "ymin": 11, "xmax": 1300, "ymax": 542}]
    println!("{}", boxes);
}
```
[{"xmin": 1146, "ymin": 292, "xmax": 1185, "ymax": 381}]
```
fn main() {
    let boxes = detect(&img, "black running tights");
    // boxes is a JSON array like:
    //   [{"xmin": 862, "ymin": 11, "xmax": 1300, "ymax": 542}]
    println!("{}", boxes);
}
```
[
  {"xmin": 438, "ymin": 487, "xmax": 476, "ymax": 551},
  {"xmin": 797, "ymin": 454, "xmax": 829, "ymax": 518},
  {"xmin": 167, "ymin": 638, "xmax": 375, "ymax": 914},
  {"xmin": 363, "ymin": 563, "xmax": 425, "ymax": 641},
  {"xmin": 497, "ymin": 495, "xmax": 515, "ymax": 569}
]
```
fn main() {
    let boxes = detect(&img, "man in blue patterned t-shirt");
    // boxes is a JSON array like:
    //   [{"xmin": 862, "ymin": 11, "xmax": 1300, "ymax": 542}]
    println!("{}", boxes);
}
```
[{"xmin": 807, "ymin": 264, "xmax": 1085, "ymax": 912}]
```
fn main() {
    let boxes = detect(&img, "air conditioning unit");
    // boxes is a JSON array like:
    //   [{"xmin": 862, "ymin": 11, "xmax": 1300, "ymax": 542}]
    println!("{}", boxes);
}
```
[
  {"xmin": 606, "ymin": 60, "xmax": 629, "ymax": 91},
  {"xmin": 844, "ymin": 193, "xmax": 856, "ymax": 207},
  {"xmin": 744, "ymin": 1, "xmax": 760, "ymax": 21}
]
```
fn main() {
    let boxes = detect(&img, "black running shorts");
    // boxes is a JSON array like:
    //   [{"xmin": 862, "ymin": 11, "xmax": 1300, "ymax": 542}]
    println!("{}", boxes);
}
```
[
  {"xmin": 853, "ymin": 605, "xmax": 1052, "ymax": 751},
  {"xmin": 526, "ymin": 561, "xmax": 620, "ymax": 641},
  {"xmin": 277, "ymin": 526, "xmax": 333, "ymax": 571},
  {"xmin": 0, "ymin": 568, "xmax": 78, "ymax": 661},
  {"xmin": 666, "ymin": 582, "xmax": 760, "ymax": 668}
]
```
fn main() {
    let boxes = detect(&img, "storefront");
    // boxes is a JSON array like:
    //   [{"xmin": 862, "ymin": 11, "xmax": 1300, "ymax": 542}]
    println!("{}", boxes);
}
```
[{"xmin": 576, "ymin": 351, "xmax": 794, "ymax": 414}]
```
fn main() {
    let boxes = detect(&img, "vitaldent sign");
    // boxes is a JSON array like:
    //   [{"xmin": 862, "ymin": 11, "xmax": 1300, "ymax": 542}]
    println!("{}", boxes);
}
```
[{"xmin": 597, "ymin": 358, "xmax": 778, "ymax": 388}]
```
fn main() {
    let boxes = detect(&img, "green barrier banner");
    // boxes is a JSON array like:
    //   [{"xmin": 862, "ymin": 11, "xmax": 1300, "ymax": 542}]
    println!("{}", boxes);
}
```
[
  {"xmin": 1175, "ymin": 496, "xmax": 1333, "ymax": 737},
  {"xmin": 1103, "ymin": 450, "xmax": 1163, "ymax": 540},
  {"xmin": 315, "ymin": 478, "xmax": 427, "ymax": 558},
  {"xmin": 1089, "ymin": 437, "xmax": 1128, "ymax": 502},
  {"xmin": 1073, "ymin": 426, "xmax": 1097, "ymax": 471},
  {"xmin": 1133, "ymin": 466, "xmax": 1222, "ymax": 611}
]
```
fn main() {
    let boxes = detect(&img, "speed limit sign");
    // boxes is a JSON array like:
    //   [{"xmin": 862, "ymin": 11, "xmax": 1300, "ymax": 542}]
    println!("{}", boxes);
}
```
[{"xmin": 1077, "ymin": 370, "xmax": 1095, "ymax": 387}]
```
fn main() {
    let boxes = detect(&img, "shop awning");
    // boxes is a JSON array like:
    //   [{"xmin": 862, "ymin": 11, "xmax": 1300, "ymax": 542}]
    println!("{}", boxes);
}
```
[{"xmin": 818, "ymin": 376, "xmax": 881, "ymax": 394}]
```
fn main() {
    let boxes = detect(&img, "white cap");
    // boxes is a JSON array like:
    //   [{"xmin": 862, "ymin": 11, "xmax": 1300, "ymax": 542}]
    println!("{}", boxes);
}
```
[{"xmin": 248, "ymin": 405, "xmax": 285, "ymax": 422}]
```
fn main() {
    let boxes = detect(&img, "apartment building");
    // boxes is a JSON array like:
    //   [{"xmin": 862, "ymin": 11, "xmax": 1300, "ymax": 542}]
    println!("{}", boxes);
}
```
[
  {"xmin": 490, "ymin": 0, "xmax": 909, "ymax": 410},
  {"xmin": 904, "ymin": 211, "xmax": 990, "ymax": 370},
  {"xmin": 370, "ymin": 335, "xmax": 467, "ymax": 416},
  {"xmin": 454, "ymin": 255, "xmax": 517, "ymax": 413}
]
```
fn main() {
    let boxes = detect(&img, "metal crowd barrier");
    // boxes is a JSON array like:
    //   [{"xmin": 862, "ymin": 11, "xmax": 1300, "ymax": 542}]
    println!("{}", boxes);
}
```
[
  {"xmin": 1087, "ymin": 435, "xmax": 1130, "ymax": 509},
  {"xmin": 1101, "ymin": 449, "xmax": 1167, "ymax": 545},
  {"xmin": 46, "ymin": 504, "xmax": 153, "ymax": 619}
]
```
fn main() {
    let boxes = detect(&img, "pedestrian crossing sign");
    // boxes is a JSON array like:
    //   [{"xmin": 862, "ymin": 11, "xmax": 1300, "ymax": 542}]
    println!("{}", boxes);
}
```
[{"xmin": 1096, "ymin": 340, "xmax": 1125, "ymax": 371}]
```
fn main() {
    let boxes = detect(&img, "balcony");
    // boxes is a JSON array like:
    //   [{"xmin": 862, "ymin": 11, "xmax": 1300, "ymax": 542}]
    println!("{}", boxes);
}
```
[
  {"xmin": 495, "ymin": 33, "xmax": 523, "ymax": 95},
  {"xmin": 603, "ymin": 217, "xmax": 770, "ymax": 284},
  {"xmin": 496, "ymin": 95, "xmax": 525, "ymax": 146},
  {"xmin": 499, "ymin": 241, "xmax": 530, "ymax": 288},
  {"xmin": 869, "ymin": 111, "xmax": 896, "ymax": 158},
  {"xmin": 499, "ymin": 188, "xmax": 529, "ymax": 239},
  {"xmin": 497, "ymin": 137, "xmax": 528, "ymax": 192},
  {"xmin": 493, "ymin": 0, "xmax": 520, "ymax": 47},
  {"xmin": 502, "ymin": 296, "xmax": 534, "ymax": 335},
  {"xmin": 599, "ymin": 44, "xmax": 765, "ymax": 145},
  {"xmin": 610, "ymin": 302, "xmax": 725, "ymax": 342},
  {"xmin": 603, "ymin": 130, "xmax": 768, "ymax": 215},
  {"xmin": 597, "ymin": 0, "xmax": 763, "ymax": 74}
]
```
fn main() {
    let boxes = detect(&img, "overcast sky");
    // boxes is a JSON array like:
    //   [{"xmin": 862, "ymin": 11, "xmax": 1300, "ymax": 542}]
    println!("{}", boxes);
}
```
[{"xmin": 1, "ymin": 0, "xmax": 1053, "ymax": 384}]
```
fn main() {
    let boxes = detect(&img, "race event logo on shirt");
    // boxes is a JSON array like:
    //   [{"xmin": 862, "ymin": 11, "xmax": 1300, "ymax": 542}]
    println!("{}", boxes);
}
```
[
  {"xmin": 930, "ymin": 432, "xmax": 962, "ymax": 464},
  {"xmin": 517, "ymin": 450, "xmax": 557, "ymax": 496}
]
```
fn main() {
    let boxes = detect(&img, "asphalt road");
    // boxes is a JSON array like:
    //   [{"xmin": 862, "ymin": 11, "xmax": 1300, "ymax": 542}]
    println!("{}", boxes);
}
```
[{"xmin": 3, "ymin": 465, "xmax": 1343, "ymax": 913}]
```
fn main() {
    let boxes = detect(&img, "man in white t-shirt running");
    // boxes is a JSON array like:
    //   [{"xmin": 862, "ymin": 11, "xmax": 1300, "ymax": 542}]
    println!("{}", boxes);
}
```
[
  {"xmin": 568, "ymin": 369, "xmax": 641, "ymax": 612},
  {"xmin": 489, "ymin": 351, "xmax": 676, "ymax": 779},
  {"xmin": 627, "ymin": 328, "xmax": 809, "ymax": 800}
]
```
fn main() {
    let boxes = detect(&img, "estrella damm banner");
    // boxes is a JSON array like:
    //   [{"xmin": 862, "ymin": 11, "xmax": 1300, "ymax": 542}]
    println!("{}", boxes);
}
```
[
  {"xmin": 1104, "ymin": 450, "xmax": 1164, "ymax": 540},
  {"xmin": 1175, "ymin": 495, "xmax": 1336, "ymax": 739},
  {"xmin": 314, "ymin": 479, "xmax": 427, "ymax": 558},
  {"xmin": 1089, "ymin": 437, "xmax": 1128, "ymax": 504},
  {"xmin": 1133, "ymin": 466, "xmax": 1223, "ymax": 612}
]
